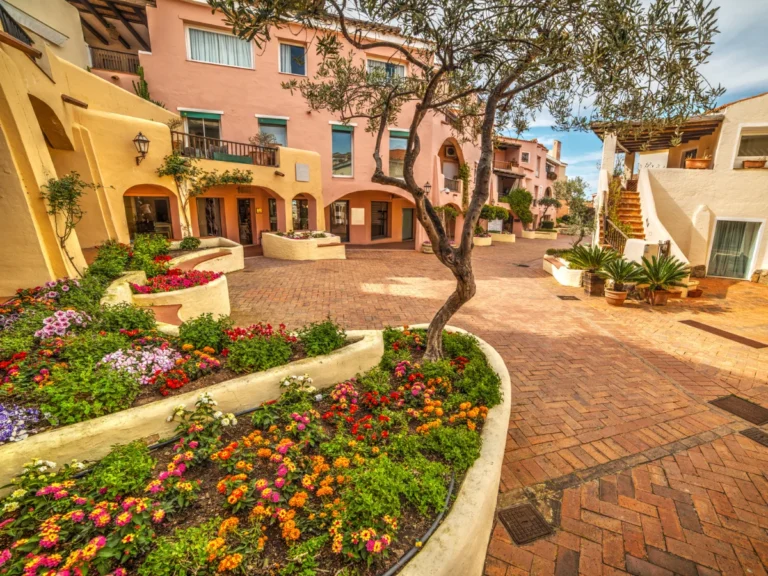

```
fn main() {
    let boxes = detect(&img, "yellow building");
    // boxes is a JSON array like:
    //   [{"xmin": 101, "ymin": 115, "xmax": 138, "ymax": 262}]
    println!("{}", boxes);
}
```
[{"xmin": 0, "ymin": 3, "xmax": 322, "ymax": 297}]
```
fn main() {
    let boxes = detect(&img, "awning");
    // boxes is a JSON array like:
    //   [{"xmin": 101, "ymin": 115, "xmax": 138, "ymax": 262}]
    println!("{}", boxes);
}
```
[{"xmin": 591, "ymin": 114, "xmax": 724, "ymax": 153}]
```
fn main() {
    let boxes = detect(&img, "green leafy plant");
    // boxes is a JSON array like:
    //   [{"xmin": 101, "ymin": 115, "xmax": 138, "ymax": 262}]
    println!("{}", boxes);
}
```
[
  {"xmin": 298, "ymin": 319, "xmax": 346, "ymax": 357},
  {"xmin": 178, "ymin": 313, "xmax": 232, "ymax": 352},
  {"xmin": 566, "ymin": 245, "xmax": 619, "ymax": 273},
  {"xmin": 98, "ymin": 303, "xmax": 156, "ymax": 332},
  {"xmin": 85, "ymin": 441, "xmax": 156, "ymax": 499},
  {"xmin": 60, "ymin": 332, "xmax": 132, "ymax": 368},
  {"xmin": 479, "ymin": 204, "xmax": 510, "ymax": 222},
  {"xmin": 226, "ymin": 335, "xmax": 293, "ymax": 373},
  {"xmin": 640, "ymin": 255, "xmax": 690, "ymax": 291},
  {"xmin": 179, "ymin": 236, "xmax": 202, "ymax": 251},
  {"xmin": 554, "ymin": 176, "xmax": 593, "ymax": 247},
  {"xmin": 500, "ymin": 188, "xmax": 533, "ymax": 225},
  {"xmin": 138, "ymin": 518, "xmax": 219, "ymax": 576},
  {"xmin": 539, "ymin": 220, "xmax": 555, "ymax": 230},
  {"xmin": 423, "ymin": 426, "xmax": 481, "ymax": 473},
  {"xmin": 58, "ymin": 274, "xmax": 109, "ymax": 313},
  {"xmin": 132, "ymin": 65, "xmax": 165, "ymax": 108},
  {"xmin": 598, "ymin": 258, "xmax": 645, "ymax": 291},
  {"xmin": 458, "ymin": 163, "xmax": 471, "ymax": 210},
  {"xmin": 536, "ymin": 195, "xmax": 562, "ymax": 223},
  {"xmin": 357, "ymin": 366, "xmax": 392, "ymax": 394},
  {"xmin": 86, "ymin": 240, "xmax": 133, "ymax": 280}
]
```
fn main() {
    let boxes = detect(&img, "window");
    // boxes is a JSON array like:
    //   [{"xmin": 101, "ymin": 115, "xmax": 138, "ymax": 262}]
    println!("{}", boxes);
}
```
[
  {"xmin": 738, "ymin": 133, "xmax": 768, "ymax": 157},
  {"xmin": 268, "ymin": 198, "xmax": 278, "ymax": 231},
  {"xmin": 184, "ymin": 114, "xmax": 221, "ymax": 140},
  {"xmin": 258, "ymin": 118, "xmax": 287, "ymax": 146},
  {"xmin": 332, "ymin": 126, "xmax": 353, "ymax": 176},
  {"xmin": 371, "ymin": 201, "xmax": 389, "ymax": 239},
  {"xmin": 124, "ymin": 196, "xmax": 172, "ymax": 240},
  {"xmin": 535, "ymin": 156, "xmax": 541, "ymax": 177},
  {"xmin": 188, "ymin": 28, "xmax": 253, "ymax": 68},
  {"xmin": 521, "ymin": 152, "xmax": 530, "ymax": 163},
  {"xmin": 367, "ymin": 59, "xmax": 405, "ymax": 80},
  {"xmin": 389, "ymin": 131, "xmax": 408, "ymax": 178},
  {"xmin": 681, "ymin": 148, "xmax": 697, "ymax": 168},
  {"xmin": 708, "ymin": 220, "xmax": 761, "ymax": 279},
  {"xmin": 292, "ymin": 198, "xmax": 309, "ymax": 230},
  {"xmin": 279, "ymin": 43, "xmax": 306, "ymax": 75}
]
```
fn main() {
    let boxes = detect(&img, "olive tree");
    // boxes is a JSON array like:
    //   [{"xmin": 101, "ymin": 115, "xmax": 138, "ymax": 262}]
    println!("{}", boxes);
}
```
[
  {"xmin": 210, "ymin": 0, "xmax": 722, "ymax": 360},
  {"xmin": 555, "ymin": 176, "xmax": 593, "ymax": 247}
]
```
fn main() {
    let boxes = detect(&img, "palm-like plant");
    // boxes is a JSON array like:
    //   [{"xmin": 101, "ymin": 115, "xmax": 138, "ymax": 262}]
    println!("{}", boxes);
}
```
[
  {"xmin": 640, "ymin": 255, "xmax": 690, "ymax": 291},
  {"xmin": 566, "ymin": 245, "xmax": 619, "ymax": 272},
  {"xmin": 598, "ymin": 258, "xmax": 645, "ymax": 292}
]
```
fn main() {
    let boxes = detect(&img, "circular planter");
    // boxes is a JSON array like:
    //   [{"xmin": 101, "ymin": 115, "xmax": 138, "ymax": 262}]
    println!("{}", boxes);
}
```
[
  {"xmin": 131, "ymin": 274, "xmax": 231, "ymax": 323},
  {"xmin": 422, "ymin": 242, "xmax": 434, "ymax": 254},
  {"xmin": 743, "ymin": 160, "xmax": 767, "ymax": 169},
  {"xmin": 605, "ymin": 289, "xmax": 628, "ymax": 306},
  {"xmin": 685, "ymin": 158, "xmax": 710, "ymax": 170},
  {"xmin": 647, "ymin": 289, "xmax": 670, "ymax": 306},
  {"xmin": 473, "ymin": 236, "xmax": 492, "ymax": 247},
  {"xmin": 489, "ymin": 233, "xmax": 516, "ymax": 243}
]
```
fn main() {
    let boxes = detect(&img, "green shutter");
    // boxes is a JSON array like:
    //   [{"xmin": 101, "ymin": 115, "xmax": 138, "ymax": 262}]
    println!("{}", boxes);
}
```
[
  {"xmin": 390, "ymin": 130, "xmax": 409, "ymax": 138},
  {"xmin": 180, "ymin": 111, "xmax": 221, "ymax": 120},
  {"xmin": 258, "ymin": 118, "xmax": 287, "ymax": 126},
  {"xmin": 332, "ymin": 124, "xmax": 354, "ymax": 133}
]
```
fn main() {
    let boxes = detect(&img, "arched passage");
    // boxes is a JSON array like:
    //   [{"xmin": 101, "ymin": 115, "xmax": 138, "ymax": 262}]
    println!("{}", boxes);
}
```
[
  {"xmin": 291, "ymin": 193, "xmax": 317, "ymax": 231},
  {"xmin": 438, "ymin": 138, "xmax": 465, "ymax": 192},
  {"xmin": 28, "ymin": 95, "xmax": 74, "ymax": 151},
  {"xmin": 325, "ymin": 189, "xmax": 416, "ymax": 245},
  {"xmin": 124, "ymin": 184, "xmax": 182, "ymax": 241}
]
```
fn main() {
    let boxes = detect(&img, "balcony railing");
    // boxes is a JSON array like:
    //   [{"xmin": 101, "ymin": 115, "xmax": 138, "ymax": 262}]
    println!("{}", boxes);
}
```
[
  {"xmin": 90, "ymin": 47, "xmax": 139, "ymax": 74},
  {"xmin": 444, "ymin": 177, "xmax": 460, "ymax": 192},
  {"xmin": 546, "ymin": 170, "xmax": 558, "ymax": 181},
  {"xmin": 171, "ymin": 132, "xmax": 279, "ymax": 167},
  {"xmin": 493, "ymin": 160, "xmax": 520, "ymax": 171},
  {"xmin": 0, "ymin": 4, "xmax": 34, "ymax": 46},
  {"xmin": 603, "ymin": 218, "xmax": 628, "ymax": 254}
]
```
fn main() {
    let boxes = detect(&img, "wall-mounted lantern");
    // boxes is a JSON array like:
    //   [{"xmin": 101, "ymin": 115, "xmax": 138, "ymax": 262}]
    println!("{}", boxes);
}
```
[
  {"xmin": 133, "ymin": 132, "xmax": 150, "ymax": 165},
  {"xmin": 423, "ymin": 181, "xmax": 431, "ymax": 195}
]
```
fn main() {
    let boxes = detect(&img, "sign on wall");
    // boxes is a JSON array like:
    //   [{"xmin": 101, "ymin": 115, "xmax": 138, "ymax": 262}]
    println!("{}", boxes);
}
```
[
  {"xmin": 351, "ymin": 207, "xmax": 365, "ymax": 226},
  {"xmin": 295, "ymin": 163, "xmax": 310, "ymax": 182},
  {"xmin": 488, "ymin": 219, "xmax": 503, "ymax": 232}
]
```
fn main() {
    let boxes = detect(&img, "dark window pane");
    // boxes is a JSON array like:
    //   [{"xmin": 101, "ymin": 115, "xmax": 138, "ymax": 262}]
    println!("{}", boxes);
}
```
[
  {"xmin": 332, "ymin": 131, "xmax": 353, "ymax": 175},
  {"xmin": 371, "ymin": 201, "xmax": 389, "ymax": 239}
]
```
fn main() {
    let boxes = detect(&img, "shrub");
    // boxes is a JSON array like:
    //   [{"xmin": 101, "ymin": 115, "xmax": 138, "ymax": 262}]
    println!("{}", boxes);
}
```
[
  {"xmin": 357, "ymin": 367, "xmax": 391, "ymax": 394},
  {"xmin": 566, "ymin": 245, "xmax": 618, "ymax": 272},
  {"xmin": 379, "ymin": 347, "xmax": 412, "ymax": 372},
  {"xmin": 98, "ymin": 303, "xmax": 156, "ymax": 332},
  {"xmin": 85, "ymin": 440, "xmax": 156, "ymax": 499},
  {"xmin": 40, "ymin": 364, "xmax": 140, "ymax": 426},
  {"xmin": 423, "ymin": 426, "xmax": 482, "ymax": 473},
  {"xmin": 226, "ymin": 335, "xmax": 293, "ymax": 373},
  {"xmin": 58, "ymin": 274, "xmax": 109, "ymax": 312},
  {"xmin": 420, "ymin": 359, "xmax": 457, "ymax": 382},
  {"xmin": 60, "ymin": 332, "xmax": 132, "ymax": 368},
  {"xmin": 133, "ymin": 233, "xmax": 170, "ymax": 258},
  {"xmin": 178, "ymin": 313, "xmax": 232, "ymax": 352},
  {"xmin": 0, "ymin": 309, "xmax": 47, "ymax": 358},
  {"xmin": 640, "ymin": 254, "xmax": 690, "ymax": 291},
  {"xmin": 540, "ymin": 220, "xmax": 555, "ymax": 230},
  {"xmin": 86, "ymin": 240, "xmax": 132, "ymax": 280},
  {"xmin": 138, "ymin": 518, "xmax": 219, "ymax": 576},
  {"xmin": 598, "ymin": 258, "xmax": 645, "ymax": 291},
  {"xmin": 298, "ymin": 319, "xmax": 346, "ymax": 357},
  {"xmin": 458, "ymin": 360, "xmax": 502, "ymax": 408},
  {"xmin": 179, "ymin": 236, "xmax": 202, "ymax": 251}
]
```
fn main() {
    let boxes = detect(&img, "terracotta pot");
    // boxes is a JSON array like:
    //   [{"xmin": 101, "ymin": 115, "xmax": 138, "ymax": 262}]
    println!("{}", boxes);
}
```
[
  {"xmin": 685, "ymin": 158, "xmax": 710, "ymax": 170},
  {"xmin": 743, "ymin": 160, "xmax": 766, "ymax": 169},
  {"xmin": 422, "ymin": 242, "xmax": 433, "ymax": 254},
  {"xmin": 582, "ymin": 272, "xmax": 605, "ymax": 297},
  {"xmin": 688, "ymin": 288, "xmax": 703, "ymax": 298},
  {"xmin": 647, "ymin": 289, "xmax": 670, "ymax": 306},
  {"xmin": 605, "ymin": 289, "xmax": 628, "ymax": 306}
]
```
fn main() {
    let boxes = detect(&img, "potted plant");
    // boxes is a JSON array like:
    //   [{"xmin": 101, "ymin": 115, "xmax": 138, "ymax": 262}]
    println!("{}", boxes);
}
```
[
  {"xmin": 743, "ymin": 157, "xmax": 767, "ymax": 169},
  {"xmin": 640, "ymin": 255, "xmax": 690, "ymax": 306},
  {"xmin": 598, "ymin": 258, "xmax": 645, "ymax": 306},
  {"xmin": 685, "ymin": 153, "xmax": 711, "ymax": 170},
  {"xmin": 566, "ymin": 245, "xmax": 619, "ymax": 296}
]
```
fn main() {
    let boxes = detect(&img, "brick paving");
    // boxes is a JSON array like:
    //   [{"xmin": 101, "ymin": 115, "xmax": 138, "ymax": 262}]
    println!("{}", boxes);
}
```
[{"xmin": 227, "ymin": 237, "xmax": 768, "ymax": 576}]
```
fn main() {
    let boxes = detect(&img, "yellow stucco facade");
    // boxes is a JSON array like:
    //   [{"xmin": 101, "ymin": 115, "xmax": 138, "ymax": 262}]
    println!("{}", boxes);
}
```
[{"xmin": 0, "ymin": 21, "xmax": 322, "ymax": 297}]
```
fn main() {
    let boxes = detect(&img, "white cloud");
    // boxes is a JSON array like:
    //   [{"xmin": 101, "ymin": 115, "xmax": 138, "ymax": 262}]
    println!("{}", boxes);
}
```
[{"xmin": 561, "ymin": 150, "xmax": 603, "ymax": 166}]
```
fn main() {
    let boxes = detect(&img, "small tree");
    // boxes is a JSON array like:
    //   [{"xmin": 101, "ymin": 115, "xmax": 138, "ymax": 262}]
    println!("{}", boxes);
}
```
[
  {"xmin": 156, "ymin": 151, "xmax": 254, "ymax": 237},
  {"xmin": 249, "ymin": 132, "xmax": 280, "ymax": 148},
  {"xmin": 211, "ymin": 0, "xmax": 722, "ymax": 360},
  {"xmin": 536, "ymin": 196, "xmax": 562, "ymax": 225},
  {"xmin": 501, "ymin": 188, "xmax": 534, "ymax": 228},
  {"xmin": 40, "ymin": 172, "xmax": 95, "ymax": 276},
  {"xmin": 132, "ymin": 66, "xmax": 165, "ymax": 109},
  {"xmin": 555, "ymin": 176, "xmax": 593, "ymax": 246}
]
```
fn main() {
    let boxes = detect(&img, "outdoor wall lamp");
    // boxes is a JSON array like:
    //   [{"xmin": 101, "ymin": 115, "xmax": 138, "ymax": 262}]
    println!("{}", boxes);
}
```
[
  {"xmin": 133, "ymin": 132, "xmax": 150, "ymax": 165},
  {"xmin": 423, "ymin": 181, "xmax": 431, "ymax": 194}
]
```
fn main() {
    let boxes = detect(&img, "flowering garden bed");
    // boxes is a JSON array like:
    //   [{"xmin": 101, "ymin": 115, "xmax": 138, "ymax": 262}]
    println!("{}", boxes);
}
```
[
  {"xmin": 0, "ymin": 327, "xmax": 502, "ymax": 575},
  {"xmin": 130, "ymin": 270, "xmax": 223, "ymax": 294}
]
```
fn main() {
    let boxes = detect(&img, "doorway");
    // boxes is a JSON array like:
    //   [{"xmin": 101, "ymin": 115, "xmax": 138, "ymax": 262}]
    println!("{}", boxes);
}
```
[
  {"xmin": 237, "ymin": 198, "xmax": 254, "ymax": 245},
  {"xmin": 330, "ymin": 200, "xmax": 350, "ymax": 242},
  {"xmin": 371, "ymin": 201, "xmax": 390, "ymax": 240},
  {"xmin": 292, "ymin": 198, "xmax": 309, "ymax": 230},
  {"xmin": 402, "ymin": 208, "xmax": 414, "ymax": 240},
  {"xmin": 124, "ymin": 196, "xmax": 173, "ymax": 240},
  {"xmin": 196, "ymin": 198, "xmax": 224, "ymax": 237},
  {"xmin": 268, "ymin": 198, "xmax": 278, "ymax": 231},
  {"xmin": 707, "ymin": 219, "xmax": 762, "ymax": 279}
]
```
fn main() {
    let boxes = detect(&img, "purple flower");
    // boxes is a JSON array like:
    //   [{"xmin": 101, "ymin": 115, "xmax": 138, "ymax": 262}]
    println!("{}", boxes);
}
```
[
  {"xmin": 0, "ymin": 404, "xmax": 41, "ymax": 444},
  {"xmin": 61, "ymin": 285, "xmax": 70, "ymax": 292},
  {"xmin": 46, "ymin": 291, "xmax": 58, "ymax": 299}
]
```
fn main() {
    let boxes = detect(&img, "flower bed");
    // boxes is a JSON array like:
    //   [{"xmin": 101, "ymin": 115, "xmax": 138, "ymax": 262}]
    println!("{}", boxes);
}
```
[
  {"xmin": 130, "ymin": 270, "xmax": 223, "ymax": 294},
  {"xmin": 262, "ymin": 232, "xmax": 345, "ymax": 261},
  {"xmin": 0, "ymin": 327, "xmax": 505, "ymax": 576}
]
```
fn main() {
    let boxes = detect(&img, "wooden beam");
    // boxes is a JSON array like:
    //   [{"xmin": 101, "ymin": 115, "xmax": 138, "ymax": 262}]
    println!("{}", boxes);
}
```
[
  {"xmin": 80, "ymin": 0, "xmax": 130, "ymax": 49},
  {"xmin": 81, "ymin": 18, "xmax": 108, "ymax": 45},
  {"xmin": 61, "ymin": 94, "xmax": 88, "ymax": 109},
  {"xmin": 0, "ymin": 30, "xmax": 42, "ymax": 58},
  {"xmin": 104, "ymin": 0, "xmax": 149, "ymax": 51}
]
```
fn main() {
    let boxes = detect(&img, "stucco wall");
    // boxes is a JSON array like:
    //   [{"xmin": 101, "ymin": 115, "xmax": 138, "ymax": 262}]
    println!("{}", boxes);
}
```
[{"xmin": 323, "ymin": 189, "xmax": 416, "ymax": 244}]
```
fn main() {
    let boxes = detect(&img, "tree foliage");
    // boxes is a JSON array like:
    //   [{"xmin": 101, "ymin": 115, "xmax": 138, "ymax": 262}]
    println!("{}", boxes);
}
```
[
  {"xmin": 536, "ymin": 196, "xmax": 562, "ymax": 223},
  {"xmin": 500, "ymin": 188, "xmax": 534, "ymax": 225},
  {"xmin": 554, "ymin": 176, "xmax": 593, "ymax": 246},
  {"xmin": 209, "ymin": 0, "xmax": 722, "ymax": 359}
]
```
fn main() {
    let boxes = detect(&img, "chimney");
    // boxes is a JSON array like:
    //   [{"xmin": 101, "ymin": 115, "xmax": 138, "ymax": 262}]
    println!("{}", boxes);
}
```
[{"xmin": 552, "ymin": 140, "xmax": 561, "ymax": 160}]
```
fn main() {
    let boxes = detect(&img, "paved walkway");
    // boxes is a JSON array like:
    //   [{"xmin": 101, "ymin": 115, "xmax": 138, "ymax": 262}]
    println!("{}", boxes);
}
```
[{"xmin": 228, "ymin": 237, "xmax": 768, "ymax": 576}]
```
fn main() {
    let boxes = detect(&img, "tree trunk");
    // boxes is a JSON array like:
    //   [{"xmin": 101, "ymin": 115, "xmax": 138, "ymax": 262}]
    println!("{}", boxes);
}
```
[{"xmin": 424, "ymin": 258, "xmax": 476, "ymax": 361}]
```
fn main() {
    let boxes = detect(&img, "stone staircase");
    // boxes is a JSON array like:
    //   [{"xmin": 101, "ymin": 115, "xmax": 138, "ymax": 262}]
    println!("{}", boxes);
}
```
[{"xmin": 600, "ymin": 179, "xmax": 645, "ymax": 245}]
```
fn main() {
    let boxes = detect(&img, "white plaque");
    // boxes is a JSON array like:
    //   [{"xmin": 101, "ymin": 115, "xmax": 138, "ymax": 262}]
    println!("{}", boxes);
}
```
[
  {"xmin": 351, "ymin": 207, "xmax": 365, "ymax": 225},
  {"xmin": 488, "ymin": 219, "xmax": 503, "ymax": 232},
  {"xmin": 295, "ymin": 163, "xmax": 310, "ymax": 182}
]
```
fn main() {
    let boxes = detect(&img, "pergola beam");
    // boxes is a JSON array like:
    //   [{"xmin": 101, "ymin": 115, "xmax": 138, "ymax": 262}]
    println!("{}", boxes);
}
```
[
  {"xmin": 79, "ymin": 0, "xmax": 130, "ymax": 49},
  {"xmin": 104, "ymin": 0, "xmax": 149, "ymax": 51},
  {"xmin": 81, "ymin": 18, "xmax": 108, "ymax": 45}
]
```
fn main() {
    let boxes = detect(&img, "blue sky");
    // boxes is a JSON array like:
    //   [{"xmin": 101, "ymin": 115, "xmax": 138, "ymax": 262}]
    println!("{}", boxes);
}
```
[{"xmin": 507, "ymin": 0, "xmax": 768, "ymax": 193}]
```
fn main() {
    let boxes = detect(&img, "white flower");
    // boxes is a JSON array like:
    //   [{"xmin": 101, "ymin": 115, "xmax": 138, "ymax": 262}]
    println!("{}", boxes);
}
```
[
  {"xmin": 213, "ymin": 411, "xmax": 223, "ymax": 419},
  {"xmin": 221, "ymin": 418, "xmax": 230, "ymax": 427},
  {"xmin": 315, "ymin": 394, "xmax": 323, "ymax": 402}
]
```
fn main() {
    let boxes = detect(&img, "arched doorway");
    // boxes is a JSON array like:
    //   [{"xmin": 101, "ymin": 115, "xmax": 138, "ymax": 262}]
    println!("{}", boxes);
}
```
[
  {"xmin": 439, "ymin": 202, "xmax": 462, "ymax": 240},
  {"xmin": 291, "ymin": 193, "xmax": 317, "ymax": 231},
  {"xmin": 439, "ymin": 138, "xmax": 465, "ymax": 192},
  {"xmin": 123, "ymin": 184, "xmax": 181, "ymax": 241}
]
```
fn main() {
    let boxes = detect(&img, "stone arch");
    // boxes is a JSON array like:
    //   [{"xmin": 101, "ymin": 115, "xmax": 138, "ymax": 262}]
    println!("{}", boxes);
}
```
[
  {"xmin": 28, "ymin": 95, "xmax": 74, "ymax": 151},
  {"xmin": 545, "ymin": 186, "xmax": 553, "ymax": 198},
  {"xmin": 123, "ymin": 184, "xmax": 182, "ymax": 241},
  {"xmin": 324, "ymin": 189, "xmax": 416, "ymax": 245},
  {"xmin": 440, "ymin": 201, "xmax": 463, "ymax": 241}
]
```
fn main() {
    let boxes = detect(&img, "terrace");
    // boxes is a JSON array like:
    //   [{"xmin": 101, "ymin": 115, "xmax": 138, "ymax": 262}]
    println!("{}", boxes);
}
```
[{"xmin": 171, "ymin": 131, "xmax": 280, "ymax": 167}]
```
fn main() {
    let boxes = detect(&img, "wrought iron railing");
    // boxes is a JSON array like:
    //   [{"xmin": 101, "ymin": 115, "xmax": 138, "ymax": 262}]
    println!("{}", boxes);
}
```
[
  {"xmin": 444, "ymin": 177, "xmax": 460, "ymax": 192},
  {"xmin": 0, "ymin": 4, "xmax": 33, "ymax": 46},
  {"xmin": 90, "ymin": 47, "xmax": 139, "ymax": 73},
  {"xmin": 546, "ymin": 170, "xmax": 558, "ymax": 180},
  {"xmin": 171, "ymin": 131, "xmax": 279, "ymax": 167},
  {"xmin": 603, "ymin": 217, "xmax": 629, "ymax": 254},
  {"xmin": 493, "ymin": 160, "xmax": 519, "ymax": 170}
]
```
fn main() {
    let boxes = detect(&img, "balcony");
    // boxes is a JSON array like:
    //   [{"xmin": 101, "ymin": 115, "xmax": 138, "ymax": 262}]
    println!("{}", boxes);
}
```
[
  {"xmin": 444, "ymin": 177, "xmax": 461, "ymax": 192},
  {"xmin": 546, "ymin": 170, "xmax": 558, "ymax": 181},
  {"xmin": 171, "ymin": 132, "xmax": 279, "ymax": 167},
  {"xmin": 90, "ymin": 47, "xmax": 140, "ymax": 74},
  {"xmin": 493, "ymin": 160, "xmax": 519, "ymax": 170}
]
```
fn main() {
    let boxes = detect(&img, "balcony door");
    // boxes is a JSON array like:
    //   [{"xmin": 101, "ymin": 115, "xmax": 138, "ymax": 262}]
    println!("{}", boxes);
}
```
[
  {"xmin": 330, "ymin": 200, "xmax": 349, "ymax": 242},
  {"xmin": 707, "ymin": 219, "xmax": 762, "ymax": 279}
]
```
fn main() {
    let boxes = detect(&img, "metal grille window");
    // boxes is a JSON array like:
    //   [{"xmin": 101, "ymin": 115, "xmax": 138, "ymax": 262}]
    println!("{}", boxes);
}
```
[{"xmin": 371, "ymin": 201, "xmax": 390, "ymax": 239}]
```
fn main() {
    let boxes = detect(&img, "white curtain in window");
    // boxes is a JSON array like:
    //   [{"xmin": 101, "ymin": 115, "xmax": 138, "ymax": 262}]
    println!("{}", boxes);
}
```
[
  {"xmin": 280, "ymin": 44, "xmax": 292, "ymax": 73},
  {"xmin": 189, "ymin": 28, "xmax": 252, "ymax": 68},
  {"xmin": 708, "ymin": 220, "xmax": 761, "ymax": 279}
]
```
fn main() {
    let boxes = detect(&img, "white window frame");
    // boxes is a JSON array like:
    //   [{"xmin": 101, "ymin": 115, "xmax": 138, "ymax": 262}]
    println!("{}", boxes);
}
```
[
  {"xmin": 331, "ymin": 126, "xmax": 354, "ymax": 179},
  {"xmin": 278, "ymin": 42, "xmax": 307, "ymax": 76},
  {"xmin": 521, "ymin": 152, "xmax": 530, "ymax": 163},
  {"xmin": 705, "ymin": 217, "xmax": 766, "ymax": 279},
  {"xmin": 731, "ymin": 123, "xmax": 768, "ymax": 169},
  {"xmin": 185, "ymin": 25, "xmax": 254, "ymax": 70},
  {"xmin": 366, "ymin": 57, "xmax": 406, "ymax": 79}
]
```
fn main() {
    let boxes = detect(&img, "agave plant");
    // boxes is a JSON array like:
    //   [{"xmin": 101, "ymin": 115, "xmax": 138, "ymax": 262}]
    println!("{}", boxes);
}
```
[
  {"xmin": 565, "ymin": 245, "xmax": 618, "ymax": 272},
  {"xmin": 598, "ymin": 258, "xmax": 645, "ymax": 292},
  {"xmin": 640, "ymin": 255, "xmax": 690, "ymax": 291}
]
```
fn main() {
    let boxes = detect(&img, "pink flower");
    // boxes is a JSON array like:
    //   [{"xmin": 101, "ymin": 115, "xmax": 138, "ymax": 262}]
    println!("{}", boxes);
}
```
[
  {"xmin": 0, "ymin": 549, "xmax": 11, "ymax": 566},
  {"xmin": 297, "ymin": 423, "xmax": 306, "ymax": 431},
  {"xmin": 276, "ymin": 465, "xmax": 288, "ymax": 477},
  {"xmin": 270, "ymin": 492, "xmax": 280, "ymax": 503},
  {"xmin": 188, "ymin": 441, "xmax": 199, "ymax": 449},
  {"xmin": 275, "ymin": 477, "xmax": 286, "ymax": 489}
]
